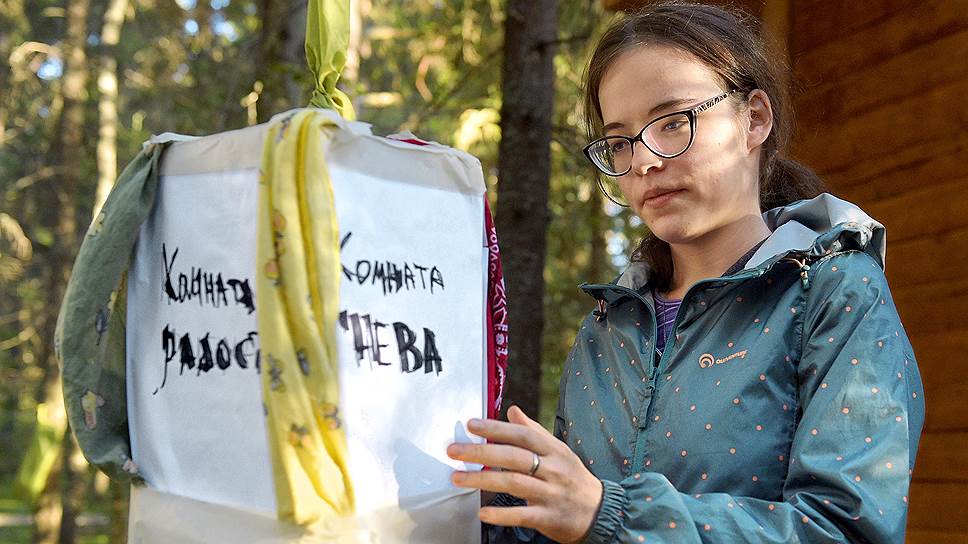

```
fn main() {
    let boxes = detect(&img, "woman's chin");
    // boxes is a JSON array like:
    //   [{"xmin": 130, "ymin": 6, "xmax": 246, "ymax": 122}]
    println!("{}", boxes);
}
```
[{"xmin": 643, "ymin": 220, "xmax": 691, "ymax": 244}]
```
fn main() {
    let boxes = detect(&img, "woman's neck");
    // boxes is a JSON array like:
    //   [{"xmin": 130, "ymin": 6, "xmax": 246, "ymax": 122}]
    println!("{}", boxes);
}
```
[{"xmin": 660, "ymin": 213, "xmax": 772, "ymax": 300}]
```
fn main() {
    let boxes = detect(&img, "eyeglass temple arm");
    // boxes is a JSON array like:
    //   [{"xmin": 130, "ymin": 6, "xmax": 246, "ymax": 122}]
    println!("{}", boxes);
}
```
[{"xmin": 693, "ymin": 89, "xmax": 738, "ymax": 114}]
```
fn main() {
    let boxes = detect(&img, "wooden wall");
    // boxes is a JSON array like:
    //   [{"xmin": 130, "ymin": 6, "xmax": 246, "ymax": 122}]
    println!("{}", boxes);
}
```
[
  {"xmin": 602, "ymin": 0, "xmax": 968, "ymax": 540},
  {"xmin": 787, "ymin": 2, "xmax": 968, "ymax": 540}
]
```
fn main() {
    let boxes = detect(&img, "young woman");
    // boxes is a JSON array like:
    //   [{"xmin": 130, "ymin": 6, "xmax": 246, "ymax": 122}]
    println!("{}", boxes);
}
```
[{"xmin": 447, "ymin": 2, "xmax": 925, "ymax": 543}]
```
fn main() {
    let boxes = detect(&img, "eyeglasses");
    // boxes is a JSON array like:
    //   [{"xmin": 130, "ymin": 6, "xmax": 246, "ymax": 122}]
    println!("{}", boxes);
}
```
[{"xmin": 582, "ymin": 90, "xmax": 738, "ymax": 205}]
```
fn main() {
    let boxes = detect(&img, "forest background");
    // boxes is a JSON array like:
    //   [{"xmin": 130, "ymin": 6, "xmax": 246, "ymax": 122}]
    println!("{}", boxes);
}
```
[
  {"xmin": 0, "ymin": 0, "xmax": 641, "ymax": 541},
  {"xmin": 6, "ymin": 0, "xmax": 963, "ymax": 541}
]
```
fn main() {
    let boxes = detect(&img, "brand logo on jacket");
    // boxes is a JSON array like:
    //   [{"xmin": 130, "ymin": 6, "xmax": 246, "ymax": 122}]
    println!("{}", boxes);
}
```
[{"xmin": 698, "ymin": 350, "xmax": 748, "ymax": 369}]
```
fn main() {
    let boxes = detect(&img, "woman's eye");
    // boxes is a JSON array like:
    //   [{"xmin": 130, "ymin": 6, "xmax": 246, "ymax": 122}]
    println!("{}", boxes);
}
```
[
  {"xmin": 663, "ymin": 121, "xmax": 686, "ymax": 131},
  {"xmin": 609, "ymin": 141, "xmax": 628, "ymax": 153}
]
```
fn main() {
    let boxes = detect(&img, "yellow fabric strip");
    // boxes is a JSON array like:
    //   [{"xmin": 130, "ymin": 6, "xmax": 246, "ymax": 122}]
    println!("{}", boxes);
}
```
[{"xmin": 257, "ymin": 109, "xmax": 354, "ymax": 526}]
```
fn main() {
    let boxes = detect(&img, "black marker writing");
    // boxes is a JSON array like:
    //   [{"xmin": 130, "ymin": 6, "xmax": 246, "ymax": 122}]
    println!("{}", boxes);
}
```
[
  {"xmin": 339, "ymin": 310, "xmax": 443, "ymax": 375},
  {"xmin": 339, "ymin": 232, "xmax": 445, "ymax": 295},
  {"xmin": 154, "ymin": 327, "xmax": 260, "ymax": 394},
  {"xmin": 161, "ymin": 243, "xmax": 255, "ymax": 314}
]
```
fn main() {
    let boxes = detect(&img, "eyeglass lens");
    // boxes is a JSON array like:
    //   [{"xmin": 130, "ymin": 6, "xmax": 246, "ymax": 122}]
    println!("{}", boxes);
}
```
[{"xmin": 589, "ymin": 112, "xmax": 692, "ymax": 175}]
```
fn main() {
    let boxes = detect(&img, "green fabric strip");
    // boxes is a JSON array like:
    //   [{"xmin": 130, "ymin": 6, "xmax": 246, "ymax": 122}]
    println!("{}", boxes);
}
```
[{"xmin": 55, "ymin": 142, "xmax": 168, "ymax": 482}]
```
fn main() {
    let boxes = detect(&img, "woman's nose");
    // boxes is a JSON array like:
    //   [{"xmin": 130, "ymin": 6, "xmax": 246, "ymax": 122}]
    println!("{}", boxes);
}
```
[{"xmin": 629, "ymin": 140, "xmax": 663, "ymax": 175}]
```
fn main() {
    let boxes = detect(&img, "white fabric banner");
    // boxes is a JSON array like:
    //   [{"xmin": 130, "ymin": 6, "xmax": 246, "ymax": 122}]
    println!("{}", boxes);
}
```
[
  {"xmin": 127, "ymin": 117, "xmax": 486, "ymax": 543},
  {"xmin": 127, "ymin": 168, "xmax": 276, "ymax": 514}
]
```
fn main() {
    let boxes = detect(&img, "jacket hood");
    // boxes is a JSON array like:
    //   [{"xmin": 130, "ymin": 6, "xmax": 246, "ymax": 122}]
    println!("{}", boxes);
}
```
[{"xmin": 616, "ymin": 192, "xmax": 886, "ymax": 291}]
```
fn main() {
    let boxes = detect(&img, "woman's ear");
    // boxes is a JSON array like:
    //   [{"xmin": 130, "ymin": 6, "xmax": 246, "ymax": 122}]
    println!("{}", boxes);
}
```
[{"xmin": 745, "ymin": 89, "xmax": 773, "ymax": 153}]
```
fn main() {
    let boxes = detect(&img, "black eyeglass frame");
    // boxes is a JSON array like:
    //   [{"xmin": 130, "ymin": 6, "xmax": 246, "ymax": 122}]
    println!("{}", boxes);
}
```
[{"xmin": 583, "ymin": 89, "xmax": 739, "ymax": 207}]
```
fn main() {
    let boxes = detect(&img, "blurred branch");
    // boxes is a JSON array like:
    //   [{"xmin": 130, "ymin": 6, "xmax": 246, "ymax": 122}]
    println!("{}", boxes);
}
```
[
  {"xmin": 0, "ymin": 212, "xmax": 33, "ymax": 260},
  {"xmin": 10, "ymin": 166, "xmax": 65, "ymax": 192},
  {"xmin": 0, "ymin": 325, "xmax": 36, "ymax": 350},
  {"xmin": 0, "ymin": 310, "xmax": 30, "ymax": 326},
  {"xmin": 415, "ymin": 54, "xmax": 436, "ymax": 101},
  {"xmin": 7, "ymin": 41, "xmax": 62, "ymax": 82}
]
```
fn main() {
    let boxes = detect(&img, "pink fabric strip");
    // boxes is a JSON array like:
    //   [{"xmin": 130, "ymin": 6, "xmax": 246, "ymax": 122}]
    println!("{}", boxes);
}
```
[{"xmin": 485, "ymin": 200, "xmax": 509, "ymax": 419}]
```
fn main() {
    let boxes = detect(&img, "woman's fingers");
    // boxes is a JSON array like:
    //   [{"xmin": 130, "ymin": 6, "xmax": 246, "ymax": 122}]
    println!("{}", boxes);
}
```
[
  {"xmin": 449, "ymin": 406, "xmax": 602, "ymax": 544},
  {"xmin": 447, "ymin": 442, "xmax": 537, "ymax": 474},
  {"xmin": 465, "ymin": 417, "xmax": 552, "ymax": 455},
  {"xmin": 452, "ymin": 468, "xmax": 549, "ymax": 501},
  {"xmin": 478, "ymin": 504, "xmax": 544, "ymax": 530},
  {"xmin": 506, "ymin": 405, "xmax": 549, "ymax": 435}
]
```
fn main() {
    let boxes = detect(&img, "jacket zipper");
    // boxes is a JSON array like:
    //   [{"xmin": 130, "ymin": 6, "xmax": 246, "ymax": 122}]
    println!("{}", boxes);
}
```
[{"xmin": 582, "ymin": 284, "xmax": 662, "ymax": 472}]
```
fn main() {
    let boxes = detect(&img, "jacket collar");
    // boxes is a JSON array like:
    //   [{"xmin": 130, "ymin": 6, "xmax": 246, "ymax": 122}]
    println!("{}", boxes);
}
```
[{"xmin": 615, "ymin": 192, "xmax": 886, "ymax": 291}]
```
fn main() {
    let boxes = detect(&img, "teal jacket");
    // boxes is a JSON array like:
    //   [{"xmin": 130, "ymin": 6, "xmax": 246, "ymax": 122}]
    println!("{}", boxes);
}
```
[{"xmin": 490, "ymin": 193, "xmax": 925, "ymax": 543}]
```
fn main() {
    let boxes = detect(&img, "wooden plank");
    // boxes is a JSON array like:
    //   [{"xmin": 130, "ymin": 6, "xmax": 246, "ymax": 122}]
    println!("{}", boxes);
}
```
[
  {"xmin": 792, "ymin": 78, "xmax": 968, "ymax": 176},
  {"xmin": 791, "ymin": 0, "xmax": 915, "ymax": 55},
  {"xmin": 908, "ymin": 335, "xmax": 967, "ymax": 394},
  {"xmin": 884, "ymin": 224, "xmax": 968, "ymax": 290},
  {"xmin": 829, "ymin": 139, "xmax": 968, "ymax": 206},
  {"xmin": 848, "ymin": 177, "xmax": 968, "ymax": 246},
  {"xmin": 907, "ymin": 481, "xmax": 968, "ymax": 530},
  {"xmin": 908, "ymin": 327, "xmax": 968, "ymax": 350},
  {"xmin": 792, "ymin": 0, "xmax": 967, "ymax": 80},
  {"xmin": 820, "ymin": 139, "xmax": 966, "ymax": 207},
  {"xmin": 922, "ymin": 381, "xmax": 968, "ymax": 433},
  {"xmin": 912, "ymin": 432, "xmax": 968, "ymax": 482},
  {"xmin": 919, "ymin": 380, "xmax": 968, "ymax": 432},
  {"xmin": 893, "ymin": 280, "xmax": 968, "ymax": 337},
  {"xmin": 906, "ymin": 528, "xmax": 968, "ymax": 544},
  {"xmin": 760, "ymin": 0, "xmax": 791, "ymax": 63},
  {"xmin": 796, "ymin": 30, "xmax": 968, "ymax": 131}
]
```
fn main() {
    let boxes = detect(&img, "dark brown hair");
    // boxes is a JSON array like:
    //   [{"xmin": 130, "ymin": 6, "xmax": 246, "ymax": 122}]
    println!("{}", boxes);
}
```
[{"xmin": 582, "ymin": 0, "xmax": 826, "ymax": 292}]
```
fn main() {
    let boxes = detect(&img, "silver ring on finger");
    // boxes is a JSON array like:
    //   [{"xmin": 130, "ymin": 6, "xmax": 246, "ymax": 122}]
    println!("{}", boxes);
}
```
[{"xmin": 528, "ymin": 451, "xmax": 541, "ymax": 477}]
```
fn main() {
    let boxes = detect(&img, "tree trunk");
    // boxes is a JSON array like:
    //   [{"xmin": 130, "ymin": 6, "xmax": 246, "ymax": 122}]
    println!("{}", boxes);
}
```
[
  {"xmin": 93, "ymin": 0, "xmax": 129, "ymax": 218},
  {"xmin": 344, "ymin": 0, "xmax": 362, "ymax": 86},
  {"xmin": 346, "ymin": 0, "xmax": 371, "ymax": 116},
  {"xmin": 255, "ymin": 0, "xmax": 283, "ymax": 120},
  {"xmin": 283, "ymin": 0, "xmax": 308, "ymax": 107},
  {"xmin": 256, "ymin": 0, "xmax": 306, "ymax": 121},
  {"xmin": 494, "ymin": 0, "xmax": 557, "ymax": 420},
  {"xmin": 57, "ymin": 431, "xmax": 88, "ymax": 544},
  {"xmin": 31, "ymin": 0, "xmax": 91, "ymax": 541},
  {"xmin": 109, "ymin": 479, "xmax": 129, "ymax": 543}
]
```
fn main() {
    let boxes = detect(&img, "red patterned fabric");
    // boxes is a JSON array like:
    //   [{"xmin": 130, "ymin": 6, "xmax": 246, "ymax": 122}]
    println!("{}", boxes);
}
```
[{"xmin": 484, "ymin": 200, "xmax": 508, "ymax": 419}]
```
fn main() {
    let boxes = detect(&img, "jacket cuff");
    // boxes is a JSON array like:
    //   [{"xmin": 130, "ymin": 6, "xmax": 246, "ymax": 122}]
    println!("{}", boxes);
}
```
[{"xmin": 583, "ymin": 479, "xmax": 627, "ymax": 544}]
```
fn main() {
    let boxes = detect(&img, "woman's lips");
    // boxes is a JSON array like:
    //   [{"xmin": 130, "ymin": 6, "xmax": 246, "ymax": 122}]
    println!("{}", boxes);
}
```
[{"xmin": 642, "ymin": 189, "xmax": 685, "ymax": 209}]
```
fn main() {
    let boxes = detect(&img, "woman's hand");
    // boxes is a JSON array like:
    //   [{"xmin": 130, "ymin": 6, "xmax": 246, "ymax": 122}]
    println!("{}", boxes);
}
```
[{"xmin": 447, "ymin": 405, "xmax": 603, "ymax": 544}]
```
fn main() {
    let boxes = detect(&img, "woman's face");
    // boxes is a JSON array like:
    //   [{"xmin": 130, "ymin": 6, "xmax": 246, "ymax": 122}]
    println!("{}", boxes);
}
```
[{"xmin": 597, "ymin": 44, "xmax": 766, "ymax": 245}]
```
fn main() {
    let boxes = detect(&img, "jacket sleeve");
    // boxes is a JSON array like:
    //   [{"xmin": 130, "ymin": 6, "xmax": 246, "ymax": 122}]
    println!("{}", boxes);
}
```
[{"xmin": 583, "ymin": 250, "xmax": 926, "ymax": 544}]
